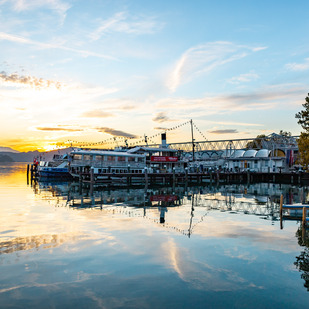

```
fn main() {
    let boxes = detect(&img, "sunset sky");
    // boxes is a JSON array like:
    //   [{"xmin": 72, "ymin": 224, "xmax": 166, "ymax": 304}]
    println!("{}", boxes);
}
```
[{"xmin": 1, "ymin": 0, "xmax": 309, "ymax": 152}]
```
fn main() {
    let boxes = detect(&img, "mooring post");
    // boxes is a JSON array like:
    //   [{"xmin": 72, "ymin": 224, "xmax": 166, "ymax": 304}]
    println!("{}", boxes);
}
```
[
  {"xmin": 303, "ymin": 206, "xmax": 307, "ymax": 227},
  {"xmin": 27, "ymin": 164, "xmax": 30, "ymax": 180},
  {"xmin": 279, "ymin": 194, "xmax": 283, "ymax": 229},
  {"xmin": 185, "ymin": 167, "xmax": 188, "ymax": 184},
  {"xmin": 173, "ymin": 167, "xmax": 176, "ymax": 185},
  {"xmin": 90, "ymin": 182, "xmax": 94, "ymax": 196},
  {"xmin": 90, "ymin": 167, "xmax": 94, "ymax": 184},
  {"xmin": 127, "ymin": 164, "xmax": 131, "ymax": 185},
  {"xmin": 144, "ymin": 167, "xmax": 148, "ymax": 189}
]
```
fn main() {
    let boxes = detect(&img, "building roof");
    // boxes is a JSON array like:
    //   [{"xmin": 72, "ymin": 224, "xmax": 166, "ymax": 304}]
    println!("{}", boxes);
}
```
[
  {"xmin": 127, "ymin": 146, "xmax": 177, "ymax": 153},
  {"xmin": 243, "ymin": 150, "xmax": 257, "ymax": 158},
  {"xmin": 256, "ymin": 149, "xmax": 270, "ymax": 158},
  {"xmin": 71, "ymin": 149, "xmax": 145, "ymax": 157}
]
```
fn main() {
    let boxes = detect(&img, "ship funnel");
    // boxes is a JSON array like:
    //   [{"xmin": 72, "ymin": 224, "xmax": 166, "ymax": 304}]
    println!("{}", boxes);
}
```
[{"xmin": 161, "ymin": 133, "xmax": 167, "ymax": 148}]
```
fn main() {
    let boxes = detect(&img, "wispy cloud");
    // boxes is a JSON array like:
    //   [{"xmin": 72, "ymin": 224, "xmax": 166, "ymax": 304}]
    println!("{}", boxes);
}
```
[
  {"xmin": 207, "ymin": 121, "xmax": 263, "ymax": 127},
  {"xmin": 156, "ymin": 85, "xmax": 305, "ymax": 116},
  {"xmin": 0, "ymin": 32, "xmax": 116, "ymax": 60},
  {"xmin": 81, "ymin": 110, "xmax": 115, "ymax": 118},
  {"xmin": 0, "ymin": 71, "xmax": 63, "ymax": 89},
  {"xmin": 154, "ymin": 127, "xmax": 168, "ymax": 130},
  {"xmin": 167, "ymin": 41, "xmax": 267, "ymax": 92},
  {"xmin": 7, "ymin": 0, "xmax": 70, "ymax": 13},
  {"xmin": 286, "ymin": 58, "xmax": 309, "ymax": 71},
  {"xmin": 228, "ymin": 72, "xmax": 259, "ymax": 84},
  {"xmin": 36, "ymin": 126, "xmax": 83, "ymax": 132},
  {"xmin": 90, "ymin": 11, "xmax": 164, "ymax": 40},
  {"xmin": 208, "ymin": 129, "xmax": 239, "ymax": 134},
  {"xmin": 152, "ymin": 112, "xmax": 170, "ymax": 123},
  {"xmin": 96, "ymin": 127, "xmax": 137, "ymax": 138},
  {"xmin": 3, "ymin": 0, "xmax": 71, "ymax": 24}
]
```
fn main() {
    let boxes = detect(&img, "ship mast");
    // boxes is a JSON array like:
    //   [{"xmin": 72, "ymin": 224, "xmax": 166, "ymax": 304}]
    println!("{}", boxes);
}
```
[{"xmin": 190, "ymin": 119, "xmax": 195, "ymax": 161}]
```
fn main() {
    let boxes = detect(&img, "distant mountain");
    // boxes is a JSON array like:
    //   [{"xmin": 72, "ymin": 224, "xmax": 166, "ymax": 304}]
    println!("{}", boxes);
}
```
[
  {"xmin": 0, "ymin": 148, "xmax": 74, "ymax": 162},
  {"xmin": 0, "ymin": 154, "xmax": 14, "ymax": 162},
  {"xmin": 0, "ymin": 146, "xmax": 20, "ymax": 153}
]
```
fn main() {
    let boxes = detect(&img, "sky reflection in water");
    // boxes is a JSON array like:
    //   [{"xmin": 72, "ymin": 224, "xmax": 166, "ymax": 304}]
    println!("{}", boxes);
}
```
[{"xmin": 1, "ymin": 163, "xmax": 309, "ymax": 308}]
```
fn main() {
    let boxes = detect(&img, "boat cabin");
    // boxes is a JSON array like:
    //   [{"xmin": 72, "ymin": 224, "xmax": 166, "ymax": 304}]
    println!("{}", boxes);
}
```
[
  {"xmin": 69, "ymin": 149, "xmax": 146, "ymax": 178},
  {"xmin": 127, "ymin": 146, "xmax": 185, "ymax": 173}
]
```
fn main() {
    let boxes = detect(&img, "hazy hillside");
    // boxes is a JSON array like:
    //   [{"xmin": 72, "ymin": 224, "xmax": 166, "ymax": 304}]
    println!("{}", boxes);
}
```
[
  {"xmin": 0, "ymin": 148, "xmax": 73, "ymax": 162},
  {"xmin": 0, "ymin": 154, "xmax": 14, "ymax": 162},
  {"xmin": 0, "ymin": 146, "xmax": 20, "ymax": 153}
]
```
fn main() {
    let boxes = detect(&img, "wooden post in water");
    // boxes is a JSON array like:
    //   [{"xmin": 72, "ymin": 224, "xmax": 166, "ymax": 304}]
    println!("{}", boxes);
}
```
[
  {"xmin": 302, "ymin": 206, "xmax": 307, "ymax": 227},
  {"xmin": 144, "ymin": 167, "xmax": 148, "ymax": 190},
  {"xmin": 79, "ymin": 170, "xmax": 82, "ymax": 184},
  {"xmin": 185, "ymin": 167, "xmax": 188, "ymax": 184},
  {"xmin": 173, "ymin": 167, "xmax": 176, "ymax": 185},
  {"xmin": 90, "ymin": 167, "xmax": 94, "ymax": 184},
  {"xmin": 279, "ymin": 194, "xmax": 283, "ymax": 229}
]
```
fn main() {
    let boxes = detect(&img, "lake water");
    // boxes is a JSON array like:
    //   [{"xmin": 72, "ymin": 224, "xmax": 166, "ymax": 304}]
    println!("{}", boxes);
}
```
[{"xmin": 1, "ymin": 163, "xmax": 309, "ymax": 308}]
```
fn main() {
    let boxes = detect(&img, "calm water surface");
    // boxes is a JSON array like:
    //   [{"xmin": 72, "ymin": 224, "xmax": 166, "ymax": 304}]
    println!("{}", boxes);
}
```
[{"xmin": 1, "ymin": 163, "xmax": 309, "ymax": 308}]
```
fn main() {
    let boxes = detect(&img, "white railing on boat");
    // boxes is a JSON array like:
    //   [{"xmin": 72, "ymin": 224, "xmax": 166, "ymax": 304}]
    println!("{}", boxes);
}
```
[{"xmin": 70, "ymin": 160, "xmax": 145, "ymax": 168}]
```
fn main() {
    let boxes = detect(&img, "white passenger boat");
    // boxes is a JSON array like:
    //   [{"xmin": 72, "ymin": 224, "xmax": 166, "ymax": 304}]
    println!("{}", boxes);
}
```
[{"xmin": 69, "ymin": 149, "xmax": 147, "ymax": 180}]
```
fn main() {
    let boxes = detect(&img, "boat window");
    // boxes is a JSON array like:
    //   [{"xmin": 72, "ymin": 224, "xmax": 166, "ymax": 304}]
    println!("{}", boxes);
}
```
[
  {"xmin": 73, "ymin": 154, "xmax": 82, "ymax": 160},
  {"xmin": 84, "ymin": 155, "xmax": 91, "ymax": 161},
  {"xmin": 138, "ymin": 157, "xmax": 144, "ymax": 162},
  {"xmin": 95, "ymin": 156, "xmax": 102, "ymax": 162},
  {"xmin": 107, "ymin": 156, "xmax": 115, "ymax": 161},
  {"xmin": 128, "ymin": 157, "xmax": 135, "ymax": 162},
  {"xmin": 117, "ymin": 156, "xmax": 126, "ymax": 161}
]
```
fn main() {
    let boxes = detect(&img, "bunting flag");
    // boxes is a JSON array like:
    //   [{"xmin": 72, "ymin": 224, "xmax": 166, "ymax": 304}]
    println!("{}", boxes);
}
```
[{"xmin": 51, "ymin": 120, "xmax": 195, "ymax": 149}]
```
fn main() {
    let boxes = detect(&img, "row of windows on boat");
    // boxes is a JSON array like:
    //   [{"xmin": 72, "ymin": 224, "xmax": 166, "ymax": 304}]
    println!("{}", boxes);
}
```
[
  {"xmin": 71, "ymin": 167, "xmax": 144, "ymax": 174},
  {"xmin": 72, "ymin": 154, "xmax": 145, "ymax": 162}
]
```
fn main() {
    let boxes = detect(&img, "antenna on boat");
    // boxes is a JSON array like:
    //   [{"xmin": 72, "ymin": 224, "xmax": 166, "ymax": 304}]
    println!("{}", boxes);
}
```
[
  {"xmin": 190, "ymin": 119, "xmax": 195, "ymax": 161},
  {"xmin": 144, "ymin": 134, "xmax": 148, "ymax": 146},
  {"xmin": 113, "ymin": 137, "xmax": 119, "ymax": 147}
]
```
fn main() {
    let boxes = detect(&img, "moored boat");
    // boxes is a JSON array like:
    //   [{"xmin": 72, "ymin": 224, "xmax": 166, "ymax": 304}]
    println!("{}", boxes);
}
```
[
  {"xmin": 69, "ymin": 149, "xmax": 147, "ymax": 180},
  {"xmin": 38, "ymin": 154, "xmax": 71, "ymax": 178}
]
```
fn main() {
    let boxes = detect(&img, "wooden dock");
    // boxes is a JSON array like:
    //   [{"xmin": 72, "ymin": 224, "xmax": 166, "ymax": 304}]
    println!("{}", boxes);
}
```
[
  {"xmin": 28, "ymin": 163, "xmax": 307, "ymax": 186},
  {"xmin": 78, "ymin": 170, "xmax": 305, "ymax": 186}
]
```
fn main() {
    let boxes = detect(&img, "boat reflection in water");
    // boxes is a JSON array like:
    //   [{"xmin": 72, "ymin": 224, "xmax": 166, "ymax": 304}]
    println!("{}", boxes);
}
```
[
  {"xmin": 3, "ymin": 163, "xmax": 309, "ymax": 308},
  {"xmin": 33, "ymin": 180, "xmax": 308, "ymax": 237}
]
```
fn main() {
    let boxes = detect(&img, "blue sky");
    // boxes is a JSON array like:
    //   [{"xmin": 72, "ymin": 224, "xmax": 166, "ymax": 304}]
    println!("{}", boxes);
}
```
[{"xmin": 0, "ymin": 0, "xmax": 308, "ymax": 151}]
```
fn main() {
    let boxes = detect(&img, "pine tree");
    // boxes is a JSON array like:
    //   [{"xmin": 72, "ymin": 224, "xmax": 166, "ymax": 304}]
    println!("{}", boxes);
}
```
[
  {"xmin": 296, "ymin": 93, "xmax": 309, "ymax": 131},
  {"xmin": 296, "ymin": 94, "xmax": 309, "ymax": 169}
]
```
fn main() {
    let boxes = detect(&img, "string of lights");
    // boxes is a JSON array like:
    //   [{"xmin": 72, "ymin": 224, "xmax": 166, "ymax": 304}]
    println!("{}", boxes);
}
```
[{"xmin": 54, "ymin": 120, "xmax": 192, "ymax": 149}]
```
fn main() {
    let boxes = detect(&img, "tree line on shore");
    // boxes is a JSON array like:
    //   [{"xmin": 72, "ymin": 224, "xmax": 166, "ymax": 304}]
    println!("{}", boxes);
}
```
[{"xmin": 296, "ymin": 93, "xmax": 309, "ymax": 170}]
